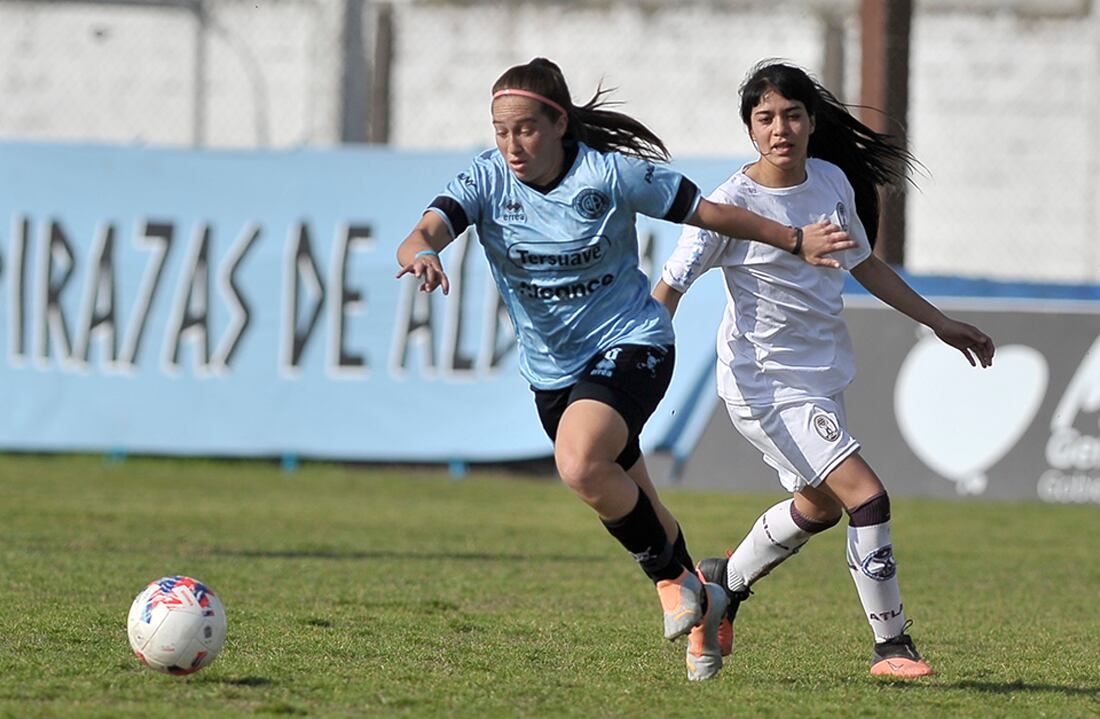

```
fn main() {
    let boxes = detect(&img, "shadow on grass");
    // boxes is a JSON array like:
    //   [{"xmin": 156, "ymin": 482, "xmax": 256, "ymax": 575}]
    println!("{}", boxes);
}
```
[
  {"xmin": 219, "ymin": 676, "xmax": 272, "ymax": 687},
  {"xmin": 214, "ymin": 548, "xmax": 594, "ymax": 563},
  {"xmin": 883, "ymin": 678, "xmax": 1100, "ymax": 698},
  {"xmin": 954, "ymin": 680, "xmax": 1100, "ymax": 697}
]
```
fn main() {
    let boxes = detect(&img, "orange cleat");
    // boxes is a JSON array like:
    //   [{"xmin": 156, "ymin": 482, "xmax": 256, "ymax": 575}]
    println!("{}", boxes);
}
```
[
  {"xmin": 685, "ymin": 582, "xmax": 729, "ymax": 681},
  {"xmin": 695, "ymin": 556, "xmax": 749, "ymax": 657},
  {"xmin": 655, "ymin": 569, "xmax": 705, "ymax": 640}
]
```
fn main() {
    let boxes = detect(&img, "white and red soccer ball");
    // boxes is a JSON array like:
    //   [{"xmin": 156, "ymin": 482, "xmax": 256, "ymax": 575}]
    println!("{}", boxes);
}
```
[{"xmin": 127, "ymin": 575, "xmax": 227, "ymax": 675}]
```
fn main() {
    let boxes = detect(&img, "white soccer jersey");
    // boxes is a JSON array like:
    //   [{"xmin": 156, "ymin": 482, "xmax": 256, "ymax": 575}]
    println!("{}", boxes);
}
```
[{"xmin": 661, "ymin": 158, "xmax": 872, "ymax": 406}]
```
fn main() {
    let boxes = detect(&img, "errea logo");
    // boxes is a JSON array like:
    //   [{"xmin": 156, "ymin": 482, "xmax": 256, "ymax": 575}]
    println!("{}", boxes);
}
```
[{"xmin": 502, "ymin": 198, "xmax": 526, "ymax": 223}]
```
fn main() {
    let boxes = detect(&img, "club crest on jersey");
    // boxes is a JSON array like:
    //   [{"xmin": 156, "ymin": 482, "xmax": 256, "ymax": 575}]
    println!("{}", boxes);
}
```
[
  {"xmin": 833, "ymin": 201, "xmax": 849, "ymax": 231},
  {"xmin": 502, "ymin": 198, "xmax": 526, "ymax": 223},
  {"xmin": 813, "ymin": 412, "xmax": 841, "ymax": 442},
  {"xmin": 573, "ymin": 189, "xmax": 610, "ymax": 219}
]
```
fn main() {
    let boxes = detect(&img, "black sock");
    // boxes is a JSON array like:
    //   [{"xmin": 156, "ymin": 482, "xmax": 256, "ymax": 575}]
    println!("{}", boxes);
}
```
[
  {"xmin": 601, "ymin": 490, "xmax": 683, "ymax": 583},
  {"xmin": 672, "ymin": 523, "xmax": 695, "ymax": 572}
]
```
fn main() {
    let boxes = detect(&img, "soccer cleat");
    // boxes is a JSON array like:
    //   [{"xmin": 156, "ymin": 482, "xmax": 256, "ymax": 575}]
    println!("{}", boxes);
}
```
[
  {"xmin": 655, "ymin": 569, "xmax": 705, "ymax": 640},
  {"xmin": 695, "ymin": 556, "xmax": 750, "ymax": 657},
  {"xmin": 870, "ymin": 633, "xmax": 935, "ymax": 677},
  {"xmin": 685, "ymin": 582, "xmax": 730, "ymax": 681}
]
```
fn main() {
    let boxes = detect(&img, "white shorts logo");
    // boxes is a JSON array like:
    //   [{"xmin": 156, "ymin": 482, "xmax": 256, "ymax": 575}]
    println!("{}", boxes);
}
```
[{"xmin": 813, "ymin": 413, "xmax": 841, "ymax": 442}]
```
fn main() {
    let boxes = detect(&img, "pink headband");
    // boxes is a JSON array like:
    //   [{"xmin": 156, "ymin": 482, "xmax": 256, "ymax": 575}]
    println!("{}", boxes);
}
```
[{"xmin": 491, "ymin": 89, "xmax": 568, "ymax": 118}]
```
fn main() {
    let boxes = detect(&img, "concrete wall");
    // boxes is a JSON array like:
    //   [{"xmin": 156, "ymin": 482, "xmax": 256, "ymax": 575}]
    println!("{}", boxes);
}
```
[
  {"xmin": 1, "ymin": 0, "xmax": 1096, "ymax": 283},
  {"xmin": 0, "ymin": 0, "xmax": 345, "ymax": 147}
]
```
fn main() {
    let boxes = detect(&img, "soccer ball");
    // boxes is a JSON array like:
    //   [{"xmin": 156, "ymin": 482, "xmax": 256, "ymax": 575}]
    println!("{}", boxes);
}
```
[{"xmin": 127, "ymin": 575, "xmax": 227, "ymax": 675}]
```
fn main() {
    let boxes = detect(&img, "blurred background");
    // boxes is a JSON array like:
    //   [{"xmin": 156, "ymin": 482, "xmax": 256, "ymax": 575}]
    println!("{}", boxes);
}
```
[{"xmin": 1, "ymin": 0, "xmax": 1096, "ymax": 282}]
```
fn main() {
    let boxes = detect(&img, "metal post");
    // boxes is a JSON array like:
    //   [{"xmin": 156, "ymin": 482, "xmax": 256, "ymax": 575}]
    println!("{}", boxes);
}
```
[
  {"xmin": 860, "ymin": 0, "xmax": 912, "ymax": 265},
  {"xmin": 192, "ymin": 0, "xmax": 207, "ymax": 147},
  {"xmin": 822, "ymin": 12, "xmax": 846, "ymax": 102},
  {"xmin": 341, "ymin": 0, "xmax": 368, "ymax": 143},
  {"xmin": 368, "ymin": 2, "xmax": 393, "ymax": 144}
]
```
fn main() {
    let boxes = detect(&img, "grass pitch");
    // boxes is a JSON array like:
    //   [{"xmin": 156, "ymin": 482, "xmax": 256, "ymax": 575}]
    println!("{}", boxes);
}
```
[{"xmin": 0, "ymin": 454, "xmax": 1098, "ymax": 718}]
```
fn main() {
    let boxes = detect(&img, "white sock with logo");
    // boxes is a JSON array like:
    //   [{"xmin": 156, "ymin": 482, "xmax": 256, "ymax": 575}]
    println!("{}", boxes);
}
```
[
  {"xmin": 726, "ymin": 498, "xmax": 837, "ymax": 592},
  {"xmin": 846, "ymin": 494, "xmax": 907, "ymax": 642}
]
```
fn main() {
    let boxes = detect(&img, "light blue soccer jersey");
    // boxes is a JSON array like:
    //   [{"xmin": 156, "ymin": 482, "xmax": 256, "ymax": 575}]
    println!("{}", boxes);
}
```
[{"xmin": 427, "ymin": 142, "xmax": 699, "ymax": 390}]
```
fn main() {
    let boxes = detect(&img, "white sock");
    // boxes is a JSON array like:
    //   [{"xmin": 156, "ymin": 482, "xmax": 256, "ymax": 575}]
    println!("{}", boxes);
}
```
[
  {"xmin": 846, "ymin": 521, "xmax": 907, "ymax": 642},
  {"xmin": 726, "ymin": 499, "xmax": 815, "ymax": 592}
]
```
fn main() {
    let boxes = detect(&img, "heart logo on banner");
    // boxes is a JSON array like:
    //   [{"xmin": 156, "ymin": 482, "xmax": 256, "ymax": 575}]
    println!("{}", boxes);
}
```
[{"xmin": 894, "ymin": 335, "xmax": 1048, "ymax": 494}]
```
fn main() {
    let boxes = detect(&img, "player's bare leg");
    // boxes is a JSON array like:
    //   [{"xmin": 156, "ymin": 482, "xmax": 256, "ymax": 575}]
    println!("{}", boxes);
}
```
[{"xmin": 555, "ymin": 400, "xmax": 707, "ymax": 641}]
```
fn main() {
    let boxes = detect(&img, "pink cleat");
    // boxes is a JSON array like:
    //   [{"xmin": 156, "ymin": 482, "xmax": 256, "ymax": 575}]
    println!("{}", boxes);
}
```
[{"xmin": 870, "ymin": 633, "xmax": 935, "ymax": 677}]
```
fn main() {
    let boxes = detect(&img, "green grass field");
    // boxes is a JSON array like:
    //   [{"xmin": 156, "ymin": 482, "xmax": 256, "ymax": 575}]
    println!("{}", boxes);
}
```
[{"xmin": 1, "ymin": 454, "xmax": 1098, "ymax": 718}]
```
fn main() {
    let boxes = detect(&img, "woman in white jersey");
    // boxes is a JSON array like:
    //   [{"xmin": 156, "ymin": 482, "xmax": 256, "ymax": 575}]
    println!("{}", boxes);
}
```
[
  {"xmin": 395, "ymin": 58, "xmax": 854, "ymax": 680},
  {"xmin": 654, "ymin": 61, "xmax": 995, "ymax": 678}
]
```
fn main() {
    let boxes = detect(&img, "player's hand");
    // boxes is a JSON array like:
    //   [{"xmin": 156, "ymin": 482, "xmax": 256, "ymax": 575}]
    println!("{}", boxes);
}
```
[
  {"xmin": 799, "ymin": 220, "xmax": 855, "ymax": 269},
  {"xmin": 933, "ymin": 318, "xmax": 995, "ymax": 368},
  {"xmin": 395, "ymin": 253, "xmax": 450, "ymax": 294}
]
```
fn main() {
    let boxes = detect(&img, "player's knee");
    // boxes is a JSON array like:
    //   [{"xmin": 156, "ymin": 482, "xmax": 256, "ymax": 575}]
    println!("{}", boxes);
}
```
[
  {"xmin": 554, "ymin": 448, "xmax": 606, "ymax": 495},
  {"xmin": 846, "ymin": 491, "xmax": 891, "ymax": 527},
  {"xmin": 794, "ymin": 490, "xmax": 843, "ymax": 529},
  {"xmin": 791, "ymin": 500, "xmax": 842, "ymax": 533}
]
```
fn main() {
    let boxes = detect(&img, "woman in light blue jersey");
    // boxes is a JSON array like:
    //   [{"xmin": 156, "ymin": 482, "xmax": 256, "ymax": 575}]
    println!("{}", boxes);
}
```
[
  {"xmin": 654, "ymin": 61, "xmax": 995, "ymax": 679},
  {"xmin": 395, "ymin": 57, "xmax": 852, "ymax": 680}
]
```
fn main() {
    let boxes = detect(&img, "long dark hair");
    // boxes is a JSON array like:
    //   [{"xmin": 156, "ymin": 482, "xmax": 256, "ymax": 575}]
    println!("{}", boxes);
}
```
[
  {"xmin": 739, "ymin": 61, "xmax": 918, "ymax": 245},
  {"xmin": 492, "ymin": 57, "xmax": 670, "ymax": 163}
]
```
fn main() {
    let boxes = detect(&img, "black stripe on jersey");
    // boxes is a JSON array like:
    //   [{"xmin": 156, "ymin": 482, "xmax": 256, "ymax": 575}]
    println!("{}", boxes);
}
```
[
  {"xmin": 661, "ymin": 178, "xmax": 700, "ymax": 223},
  {"xmin": 428, "ymin": 196, "xmax": 470, "ymax": 237}
]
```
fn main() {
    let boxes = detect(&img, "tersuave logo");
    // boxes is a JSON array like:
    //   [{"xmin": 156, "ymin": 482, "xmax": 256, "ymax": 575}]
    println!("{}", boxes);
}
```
[{"xmin": 507, "ymin": 235, "xmax": 610, "ymax": 272}]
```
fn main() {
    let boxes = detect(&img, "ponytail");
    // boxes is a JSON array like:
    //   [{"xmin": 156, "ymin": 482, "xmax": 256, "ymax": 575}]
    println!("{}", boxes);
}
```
[{"xmin": 492, "ymin": 58, "xmax": 671, "ymax": 163}]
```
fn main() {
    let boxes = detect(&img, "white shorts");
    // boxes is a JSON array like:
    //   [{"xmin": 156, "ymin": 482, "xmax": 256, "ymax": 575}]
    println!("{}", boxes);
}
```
[{"xmin": 724, "ymin": 394, "xmax": 861, "ymax": 493}]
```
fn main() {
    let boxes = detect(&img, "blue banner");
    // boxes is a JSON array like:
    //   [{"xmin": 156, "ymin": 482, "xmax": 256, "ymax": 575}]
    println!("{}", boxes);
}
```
[{"xmin": 0, "ymin": 142, "xmax": 734, "ymax": 461}]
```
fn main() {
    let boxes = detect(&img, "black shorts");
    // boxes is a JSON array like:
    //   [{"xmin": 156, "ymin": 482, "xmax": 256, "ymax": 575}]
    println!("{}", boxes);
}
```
[{"xmin": 533, "ymin": 344, "xmax": 675, "ymax": 470}]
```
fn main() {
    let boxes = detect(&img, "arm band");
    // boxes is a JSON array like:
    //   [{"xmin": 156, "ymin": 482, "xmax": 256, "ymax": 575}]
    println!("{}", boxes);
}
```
[
  {"xmin": 662, "ymin": 178, "xmax": 701, "ymax": 223},
  {"xmin": 790, "ymin": 226, "xmax": 803, "ymax": 255},
  {"xmin": 428, "ymin": 196, "xmax": 470, "ymax": 237},
  {"xmin": 415, "ymin": 250, "xmax": 439, "ymax": 259}
]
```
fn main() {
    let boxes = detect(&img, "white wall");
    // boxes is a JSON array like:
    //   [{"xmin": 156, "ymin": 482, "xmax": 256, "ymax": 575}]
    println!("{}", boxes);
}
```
[
  {"xmin": 0, "ymin": 0, "xmax": 344, "ymax": 147},
  {"xmin": 0, "ymin": 0, "xmax": 1096, "ymax": 283},
  {"xmin": 907, "ymin": 8, "xmax": 1100, "ymax": 282}
]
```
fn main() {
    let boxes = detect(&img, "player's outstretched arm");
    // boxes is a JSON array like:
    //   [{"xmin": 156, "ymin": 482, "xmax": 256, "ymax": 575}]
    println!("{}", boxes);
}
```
[
  {"xmin": 686, "ymin": 199, "xmax": 854, "ymax": 268},
  {"xmin": 395, "ymin": 211, "xmax": 453, "ymax": 294},
  {"xmin": 850, "ymin": 254, "xmax": 995, "ymax": 367}
]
